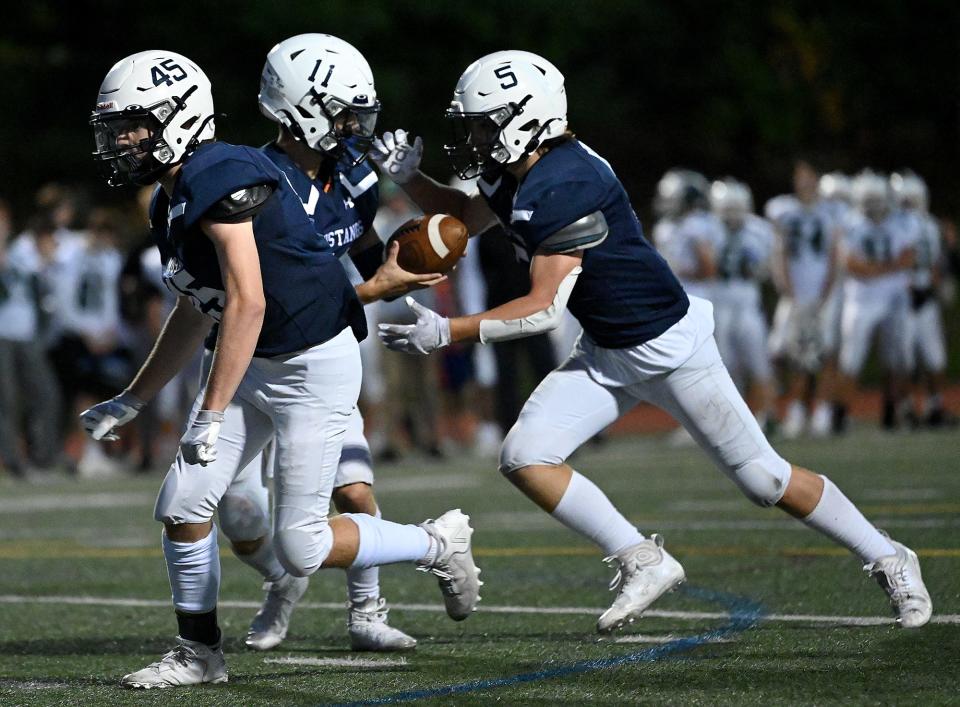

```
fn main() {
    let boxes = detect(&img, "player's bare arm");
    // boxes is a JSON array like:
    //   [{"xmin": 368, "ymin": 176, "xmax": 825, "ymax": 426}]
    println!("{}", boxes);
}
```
[
  {"xmin": 371, "ymin": 129, "xmax": 498, "ymax": 235},
  {"xmin": 773, "ymin": 225, "xmax": 795, "ymax": 297},
  {"xmin": 350, "ymin": 228, "xmax": 445, "ymax": 304},
  {"xmin": 200, "ymin": 217, "xmax": 266, "ymax": 412},
  {"xmin": 378, "ymin": 248, "xmax": 581, "ymax": 355},
  {"xmin": 818, "ymin": 234, "xmax": 840, "ymax": 307},
  {"xmin": 844, "ymin": 246, "xmax": 914, "ymax": 279},
  {"xmin": 690, "ymin": 240, "xmax": 717, "ymax": 281},
  {"xmin": 127, "ymin": 295, "xmax": 213, "ymax": 402},
  {"xmin": 450, "ymin": 249, "xmax": 582, "ymax": 342}
]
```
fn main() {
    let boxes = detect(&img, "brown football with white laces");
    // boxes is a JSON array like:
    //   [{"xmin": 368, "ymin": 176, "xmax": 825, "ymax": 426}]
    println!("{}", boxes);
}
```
[{"xmin": 386, "ymin": 214, "xmax": 468, "ymax": 274}]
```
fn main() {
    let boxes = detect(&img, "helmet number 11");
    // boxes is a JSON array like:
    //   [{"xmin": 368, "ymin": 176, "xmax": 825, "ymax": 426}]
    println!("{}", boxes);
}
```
[{"xmin": 308, "ymin": 59, "xmax": 335, "ymax": 87}]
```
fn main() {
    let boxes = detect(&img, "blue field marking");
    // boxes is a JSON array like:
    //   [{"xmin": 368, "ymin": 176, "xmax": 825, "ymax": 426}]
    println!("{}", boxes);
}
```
[{"xmin": 332, "ymin": 586, "xmax": 765, "ymax": 706}]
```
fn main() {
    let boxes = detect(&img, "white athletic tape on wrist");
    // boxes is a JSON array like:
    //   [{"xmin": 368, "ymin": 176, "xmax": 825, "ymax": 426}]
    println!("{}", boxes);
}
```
[{"xmin": 479, "ymin": 266, "xmax": 582, "ymax": 343}]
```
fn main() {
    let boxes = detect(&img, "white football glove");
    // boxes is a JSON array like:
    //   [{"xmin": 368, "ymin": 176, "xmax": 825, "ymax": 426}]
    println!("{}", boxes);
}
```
[
  {"xmin": 370, "ymin": 129, "xmax": 423, "ymax": 184},
  {"xmin": 378, "ymin": 297, "xmax": 451, "ymax": 355},
  {"xmin": 80, "ymin": 391, "xmax": 145, "ymax": 441},
  {"xmin": 180, "ymin": 410, "xmax": 225, "ymax": 466}
]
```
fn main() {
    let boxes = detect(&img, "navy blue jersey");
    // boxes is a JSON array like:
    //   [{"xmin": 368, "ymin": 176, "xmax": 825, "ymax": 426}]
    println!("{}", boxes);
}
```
[
  {"xmin": 478, "ymin": 140, "xmax": 688, "ymax": 348},
  {"xmin": 261, "ymin": 143, "xmax": 379, "ymax": 259},
  {"xmin": 149, "ymin": 141, "xmax": 365, "ymax": 357}
]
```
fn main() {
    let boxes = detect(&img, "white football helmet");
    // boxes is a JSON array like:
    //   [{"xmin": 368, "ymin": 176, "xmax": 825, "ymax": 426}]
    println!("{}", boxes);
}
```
[
  {"xmin": 654, "ymin": 169, "xmax": 710, "ymax": 218},
  {"xmin": 444, "ymin": 50, "xmax": 567, "ymax": 179},
  {"xmin": 851, "ymin": 169, "xmax": 891, "ymax": 220},
  {"xmin": 818, "ymin": 172, "xmax": 852, "ymax": 203},
  {"xmin": 890, "ymin": 170, "xmax": 929, "ymax": 212},
  {"xmin": 259, "ymin": 34, "xmax": 379, "ymax": 165},
  {"xmin": 91, "ymin": 50, "xmax": 215, "ymax": 186},
  {"xmin": 710, "ymin": 178, "xmax": 753, "ymax": 228}
]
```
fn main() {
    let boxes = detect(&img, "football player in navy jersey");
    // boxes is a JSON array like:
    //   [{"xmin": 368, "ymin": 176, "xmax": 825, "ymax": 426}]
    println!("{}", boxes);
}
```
[
  {"xmin": 220, "ymin": 34, "xmax": 441, "ymax": 653},
  {"xmin": 80, "ymin": 51, "xmax": 480, "ymax": 689},
  {"xmin": 373, "ymin": 50, "xmax": 931, "ymax": 632}
]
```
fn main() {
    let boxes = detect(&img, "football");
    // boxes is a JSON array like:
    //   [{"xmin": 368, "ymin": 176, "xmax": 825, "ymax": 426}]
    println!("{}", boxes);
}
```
[{"xmin": 387, "ymin": 213, "xmax": 469, "ymax": 274}]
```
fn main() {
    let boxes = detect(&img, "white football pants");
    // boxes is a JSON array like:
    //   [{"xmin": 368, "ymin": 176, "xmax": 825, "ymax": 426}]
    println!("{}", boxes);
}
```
[
  {"xmin": 155, "ymin": 327, "xmax": 362, "ymax": 576},
  {"xmin": 500, "ymin": 298, "xmax": 791, "ymax": 507}
]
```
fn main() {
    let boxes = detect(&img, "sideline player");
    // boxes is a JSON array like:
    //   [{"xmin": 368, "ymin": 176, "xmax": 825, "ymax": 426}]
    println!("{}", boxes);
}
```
[
  {"xmin": 709, "ymin": 178, "xmax": 777, "ymax": 430},
  {"xmin": 652, "ymin": 169, "xmax": 721, "ymax": 303},
  {"xmin": 765, "ymin": 161, "xmax": 841, "ymax": 437},
  {"xmin": 891, "ymin": 171, "xmax": 955, "ymax": 427},
  {"xmin": 222, "ymin": 34, "xmax": 436, "ymax": 654},
  {"xmin": 81, "ymin": 50, "xmax": 480, "ymax": 688},
  {"xmin": 835, "ymin": 170, "xmax": 918, "ymax": 429},
  {"xmin": 372, "ymin": 51, "xmax": 931, "ymax": 632}
]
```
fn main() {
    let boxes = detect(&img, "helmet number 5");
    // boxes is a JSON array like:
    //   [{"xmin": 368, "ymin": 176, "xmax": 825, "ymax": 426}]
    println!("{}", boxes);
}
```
[
  {"xmin": 151, "ymin": 59, "xmax": 187, "ymax": 87},
  {"xmin": 494, "ymin": 65, "xmax": 517, "ymax": 89}
]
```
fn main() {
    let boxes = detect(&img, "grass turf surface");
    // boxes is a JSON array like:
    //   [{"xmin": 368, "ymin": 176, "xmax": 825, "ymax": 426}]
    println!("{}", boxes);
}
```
[{"xmin": 0, "ymin": 428, "xmax": 957, "ymax": 705}]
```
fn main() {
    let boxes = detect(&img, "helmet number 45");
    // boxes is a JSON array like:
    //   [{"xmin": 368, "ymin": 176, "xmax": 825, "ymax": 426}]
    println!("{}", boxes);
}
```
[{"xmin": 151, "ymin": 59, "xmax": 187, "ymax": 87}]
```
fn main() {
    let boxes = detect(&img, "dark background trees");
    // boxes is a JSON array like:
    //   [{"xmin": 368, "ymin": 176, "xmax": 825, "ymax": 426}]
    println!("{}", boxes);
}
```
[{"xmin": 1, "ymin": 0, "xmax": 957, "ymax": 222}]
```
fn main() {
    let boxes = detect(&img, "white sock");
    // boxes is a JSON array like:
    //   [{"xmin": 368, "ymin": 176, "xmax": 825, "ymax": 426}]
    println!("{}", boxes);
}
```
[
  {"xmin": 346, "ymin": 508, "xmax": 382, "ymax": 603},
  {"xmin": 801, "ymin": 475, "xmax": 896, "ymax": 563},
  {"xmin": 345, "ymin": 513, "xmax": 433, "ymax": 570},
  {"xmin": 233, "ymin": 534, "xmax": 286, "ymax": 583},
  {"xmin": 551, "ymin": 471, "xmax": 645, "ymax": 556},
  {"xmin": 162, "ymin": 525, "xmax": 221, "ymax": 613}
]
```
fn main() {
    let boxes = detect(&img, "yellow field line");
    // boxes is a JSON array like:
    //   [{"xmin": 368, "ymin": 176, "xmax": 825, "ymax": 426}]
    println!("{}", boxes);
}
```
[{"xmin": 0, "ymin": 541, "xmax": 957, "ymax": 560}]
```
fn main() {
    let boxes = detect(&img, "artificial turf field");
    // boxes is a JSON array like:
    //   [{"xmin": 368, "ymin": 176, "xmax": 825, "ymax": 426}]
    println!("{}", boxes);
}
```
[{"xmin": 0, "ymin": 428, "xmax": 957, "ymax": 706}]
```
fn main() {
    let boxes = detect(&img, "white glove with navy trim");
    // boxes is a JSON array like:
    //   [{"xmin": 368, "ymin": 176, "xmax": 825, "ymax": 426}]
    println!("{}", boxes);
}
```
[
  {"xmin": 370, "ymin": 129, "xmax": 423, "ymax": 184},
  {"xmin": 80, "ymin": 391, "xmax": 145, "ymax": 441},
  {"xmin": 180, "ymin": 410, "xmax": 225, "ymax": 466},
  {"xmin": 378, "ymin": 297, "xmax": 451, "ymax": 355}
]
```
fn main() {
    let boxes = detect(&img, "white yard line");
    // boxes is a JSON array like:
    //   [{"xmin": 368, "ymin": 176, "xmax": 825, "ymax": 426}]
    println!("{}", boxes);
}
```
[
  {"xmin": 612, "ymin": 633, "xmax": 736, "ymax": 644},
  {"xmin": 0, "ymin": 492, "xmax": 154, "ymax": 514},
  {"xmin": 263, "ymin": 656, "xmax": 408, "ymax": 668},
  {"xmin": 0, "ymin": 594, "xmax": 956, "ymax": 626},
  {"xmin": 0, "ymin": 473, "xmax": 484, "ymax": 516}
]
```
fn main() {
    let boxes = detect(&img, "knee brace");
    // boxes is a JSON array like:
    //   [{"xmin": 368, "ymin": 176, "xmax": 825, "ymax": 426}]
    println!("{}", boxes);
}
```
[
  {"xmin": 273, "ymin": 524, "xmax": 334, "ymax": 578},
  {"xmin": 731, "ymin": 457, "xmax": 791, "ymax": 507},
  {"xmin": 498, "ymin": 422, "xmax": 565, "ymax": 474},
  {"xmin": 218, "ymin": 490, "xmax": 270, "ymax": 543}
]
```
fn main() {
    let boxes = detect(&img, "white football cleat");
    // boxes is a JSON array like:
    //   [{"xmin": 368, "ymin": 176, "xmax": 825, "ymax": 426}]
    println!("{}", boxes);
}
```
[
  {"xmin": 120, "ymin": 636, "xmax": 227, "ymax": 689},
  {"xmin": 597, "ymin": 534, "xmax": 686, "ymax": 633},
  {"xmin": 245, "ymin": 573, "xmax": 310, "ymax": 650},
  {"xmin": 864, "ymin": 537, "xmax": 933, "ymax": 629},
  {"xmin": 417, "ymin": 509, "xmax": 482, "ymax": 620},
  {"xmin": 348, "ymin": 596, "xmax": 417, "ymax": 651}
]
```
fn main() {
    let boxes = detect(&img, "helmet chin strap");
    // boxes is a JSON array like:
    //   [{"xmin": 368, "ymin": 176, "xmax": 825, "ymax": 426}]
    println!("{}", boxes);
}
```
[{"xmin": 520, "ymin": 118, "xmax": 558, "ymax": 157}]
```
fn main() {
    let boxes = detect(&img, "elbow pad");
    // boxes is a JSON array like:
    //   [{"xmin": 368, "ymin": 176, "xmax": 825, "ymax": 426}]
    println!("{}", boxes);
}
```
[
  {"xmin": 538, "ymin": 211, "xmax": 609, "ymax": 253},
  {"xmin": 479, "ymin": 266, "xmax": 582, "ymax": 343},
  {"xmin": 205, "ymin": 184, "xmax": 275, "ymax": 223}
]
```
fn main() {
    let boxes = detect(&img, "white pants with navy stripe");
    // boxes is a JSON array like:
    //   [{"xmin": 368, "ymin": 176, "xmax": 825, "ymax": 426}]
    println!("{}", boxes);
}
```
[
  {"xmin": 155, "ymin": 327, "xmax": 362, "ymax": 574},
  {"xmin": 500, "ymin": 297, "xmax": 791, "ymax": 507}
]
